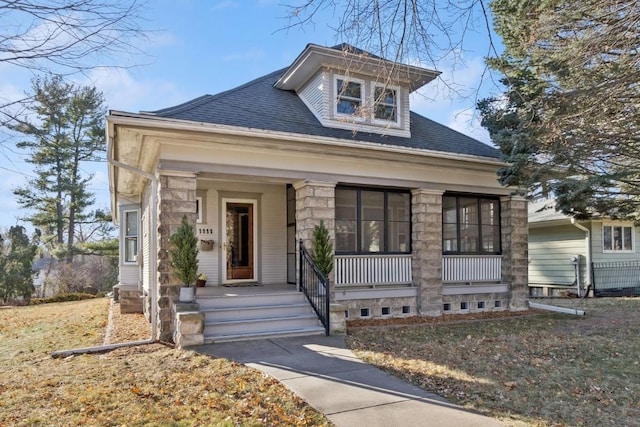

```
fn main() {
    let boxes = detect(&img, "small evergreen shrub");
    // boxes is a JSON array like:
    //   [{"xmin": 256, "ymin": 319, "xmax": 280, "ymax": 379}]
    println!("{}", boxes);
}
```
[
  {"xmin": 312, "ymin": 220, "xmax": 334, "ymax": 277},
  {"xmin": 169, "ymin": 215, "xmax": 199, "ymax": 287}
]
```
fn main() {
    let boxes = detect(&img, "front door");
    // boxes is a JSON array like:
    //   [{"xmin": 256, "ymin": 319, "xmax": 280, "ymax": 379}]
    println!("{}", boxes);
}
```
[{"xmin": 223, "ymin": 200, "xmax": 256, "ymax": 282}]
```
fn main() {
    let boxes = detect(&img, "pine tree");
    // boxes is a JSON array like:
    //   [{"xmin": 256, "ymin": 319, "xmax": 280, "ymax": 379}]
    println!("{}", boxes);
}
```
[
  {"xmin": 12, "ymin": 75, "xmax": 106, "ymax": 262},
  {"xmin": 312, "ymin": 220, "xmax": 334, "ymax": 277},
  {"xmin": 169, "ymin": 216, "xmax": 199, "ymax": 287},
  {"xmin": 0, "ymin": 227, "xmax": 40, "ymax": 303}
]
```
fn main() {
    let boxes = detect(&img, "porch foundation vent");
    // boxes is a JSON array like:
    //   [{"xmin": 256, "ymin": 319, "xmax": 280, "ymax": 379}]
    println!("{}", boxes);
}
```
[
  {"xmin": 495, "ymin": 300, "xmax": 502, "ymax": 308},
  {"xmin": 460, "ymin": 301, "xmax": 469, "ymax": 310},
  {"xmin": 443, "ymin": 303, "xmax": 452, "ymax": 312},
  {"xmin": 477, "ymin": 301, "xmax": 486, "ymax": 310},
  {"xmin": 402, "ymin": 305, "xmax": 410, "ymax": 314},
  {"xmin": 360, "ymin": 308, "xmax": 370, "ymax": 318},
  {"xmin": 381, "ymin": 307, "xmax": 391, "ymax": 316}
]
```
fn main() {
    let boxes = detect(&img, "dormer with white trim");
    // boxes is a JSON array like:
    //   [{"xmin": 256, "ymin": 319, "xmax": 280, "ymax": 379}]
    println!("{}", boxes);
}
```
[{"xmin": 274, "ymin": 44, "xmax": 440, "ymax": 138}]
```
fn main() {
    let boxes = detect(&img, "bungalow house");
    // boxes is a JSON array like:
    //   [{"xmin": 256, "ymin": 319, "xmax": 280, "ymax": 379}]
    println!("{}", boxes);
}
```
[
  {"xmin": 529, "ymin": 199, "xmax": 640, "ymax": 297},
  {"xmin": 107, "ymin": 43, "xmax": 528, "ymax": 345}
]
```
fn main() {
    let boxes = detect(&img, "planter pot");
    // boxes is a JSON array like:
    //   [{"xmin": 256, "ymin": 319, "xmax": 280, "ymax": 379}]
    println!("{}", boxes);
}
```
[
  {"xmin": 195, "ymin": 279, "xmax": 206, "ymax": 287},
  {"xmin": 179, "ymin": 287, "xmax": 195, "ymax": 302}
]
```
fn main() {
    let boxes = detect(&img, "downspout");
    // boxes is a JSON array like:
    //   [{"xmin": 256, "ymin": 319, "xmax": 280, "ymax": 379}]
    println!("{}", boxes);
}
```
[
  {"xmin": 51, "ymin": 138, "xmax": 159, "ymax": 358},
  {"xmin": 571, "ymin": 219, "xmax": 591, "ymax": 297}
]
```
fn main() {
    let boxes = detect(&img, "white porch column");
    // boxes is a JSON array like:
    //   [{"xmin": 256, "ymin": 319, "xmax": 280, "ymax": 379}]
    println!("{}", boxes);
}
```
[{"xmin": 411, "ymin": 189, "xmax": 444, "ymax": 316}]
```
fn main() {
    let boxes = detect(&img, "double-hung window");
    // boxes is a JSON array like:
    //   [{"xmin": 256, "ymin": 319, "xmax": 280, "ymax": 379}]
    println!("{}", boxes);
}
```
[
  {"xmin": 443, "ymin": 195, "xmax": 500, "ymax": 254},
  {"xmin": 602, "ymin": 224, "xmax": 634, "ymax": 252},
  {"xmin": 124, "ymin": 210, "xmax": 139, "ymax": 263},
  {"xmin": 373, "ymin": 84, "xmax": 399, "ymax": 124},
  {"xmin": 335, "ymin": 187, "xmax": 410, "ymax": 253},
  {"xmin": 335, "ymin": 77, "xmax": 364, "ymax": 117}
]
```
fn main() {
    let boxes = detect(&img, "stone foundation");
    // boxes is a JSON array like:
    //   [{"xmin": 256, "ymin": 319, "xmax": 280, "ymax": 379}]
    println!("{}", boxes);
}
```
[
  {"xmin": 442, "ymin": 292, "xmax": 510, "ymax": 314},
  {"xmin": 342, "ymin": 296, "xmax": 417, "ymax": 320},
  {"xmin": 116, "ymin": 284, "xmax": 143, "ymax": 314}
]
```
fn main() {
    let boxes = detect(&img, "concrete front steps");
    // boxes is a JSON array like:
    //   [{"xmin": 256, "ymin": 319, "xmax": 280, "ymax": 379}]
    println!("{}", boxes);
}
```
[{"xmin": 196, "ymin": 287, "xmax": 326, "ymax": 343}]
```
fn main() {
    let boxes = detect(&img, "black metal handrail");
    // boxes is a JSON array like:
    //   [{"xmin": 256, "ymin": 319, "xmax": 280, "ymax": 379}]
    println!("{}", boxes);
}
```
[{"xmin": 299, "ymin": 240, "xmax": 330, "ymax": 335}]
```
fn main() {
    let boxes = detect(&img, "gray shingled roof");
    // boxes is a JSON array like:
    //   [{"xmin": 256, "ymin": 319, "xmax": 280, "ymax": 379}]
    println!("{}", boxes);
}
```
[{"xmin": 148, "ymin": 68, "xmax": 500, "ymax": 159}]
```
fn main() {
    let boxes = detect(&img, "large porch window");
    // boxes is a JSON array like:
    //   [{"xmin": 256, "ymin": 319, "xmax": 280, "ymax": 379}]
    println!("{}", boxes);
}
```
[
  {"xmin": 335, "ymin": 187, "xmax": 410, "ymax": 254},
  {"xmin": 443, "ymin": 194, "xmax": 501, "ymax": 255}
]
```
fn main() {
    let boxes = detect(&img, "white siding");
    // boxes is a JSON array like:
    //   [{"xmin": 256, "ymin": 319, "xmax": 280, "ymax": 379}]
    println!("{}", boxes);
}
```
[
  {"xmin": 529, "ymin": 225, "xmax": 585, "ymax": 285},
  {"xmin": 141, "ymin": 188, "xmax": 151, "ymax": 293},
  {"xmin": 298, "ymin": 71, "xmax": 326, "ymax": 122},
  {"xmin": 195, "ymin": 182, "xmax": 287, "ymax": 285}
]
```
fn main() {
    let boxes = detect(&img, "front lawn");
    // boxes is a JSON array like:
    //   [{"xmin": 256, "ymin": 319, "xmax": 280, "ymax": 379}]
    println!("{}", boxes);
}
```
[
  {"xmin": 346, "ymin": 298, "xmax": 640, "ymax": 426},
  {"xmin": 0, "ymin": 299, "xmax": 330, "ymax": 426}
]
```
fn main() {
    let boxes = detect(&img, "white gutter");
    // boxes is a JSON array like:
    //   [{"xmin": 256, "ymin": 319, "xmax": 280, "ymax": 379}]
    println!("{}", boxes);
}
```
[
  {"xmin": 529, "ymin": 301, "xmax": 586, "ymax": 316},
  {"xmin": 571, "ymin": 218, "xmax": 592, "ymax": 293},
  {"xmin": 51, "ymin": 141, "xmax": 160, "ymax": 358}
]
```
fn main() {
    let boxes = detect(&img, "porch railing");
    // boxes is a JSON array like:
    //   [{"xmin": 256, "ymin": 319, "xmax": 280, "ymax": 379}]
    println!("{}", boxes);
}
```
[
  {"xmin": 299, "ymin": 241, "xmax": 330, "ymax": 335},
  {"xmin": 442, "ymin": 255, "xmax": 502, "ymax": 283},
  {"xmin": 335, "ymin": 254, "xmax": 412, "ymax": 287}
]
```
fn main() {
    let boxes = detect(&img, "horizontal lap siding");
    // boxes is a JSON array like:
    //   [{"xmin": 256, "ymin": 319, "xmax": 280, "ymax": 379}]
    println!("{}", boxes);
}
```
[{"xmin": 529, "ymin": 225, "xmax": 584, "ymax": 285}]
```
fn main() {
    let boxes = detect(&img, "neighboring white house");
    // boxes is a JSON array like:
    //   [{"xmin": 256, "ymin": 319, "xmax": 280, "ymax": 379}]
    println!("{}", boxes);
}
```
[
  {"xmin": 106, "ymin": 43, "xmax": 528, "ymax": 344},
  {"xmin": 529, "ymin": 199, "xmax": 640, "ymax": 296}
]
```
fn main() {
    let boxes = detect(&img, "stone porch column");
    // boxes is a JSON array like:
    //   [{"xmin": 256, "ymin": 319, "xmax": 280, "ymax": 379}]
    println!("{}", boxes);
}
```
[
  {"xmin": 156, "ymin": 170, "xmax": 198, "ymax": 342},
  {"xmin": 412, "ymin": 189, "xmax": 444, "ymax": 316},
  {"xmin": 501, "ymin": 195, "xmax": 529, "ymax": 311},
  {"xmin": 293, "ymin": 180, "xmax": 336, "ymax": 291}
]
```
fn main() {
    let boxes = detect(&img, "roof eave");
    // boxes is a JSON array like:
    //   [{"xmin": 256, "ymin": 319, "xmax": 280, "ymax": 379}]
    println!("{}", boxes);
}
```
[
  {"xmin": 106, "ymin": 110, "xmax": 505, "ymax": 167},
  {"xmin": 275, "ymin": 44, "xmax": 440, "ymax": 92}
]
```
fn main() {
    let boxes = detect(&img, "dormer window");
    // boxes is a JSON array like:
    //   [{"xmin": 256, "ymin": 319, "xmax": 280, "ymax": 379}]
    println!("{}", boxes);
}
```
[
  {"xmin": 335, "ymin": 77, "xmax": 364, "ymax": 117},
  {"xmin": 373, "ymin": 84, "xmax": 399, "ymax": 124}
]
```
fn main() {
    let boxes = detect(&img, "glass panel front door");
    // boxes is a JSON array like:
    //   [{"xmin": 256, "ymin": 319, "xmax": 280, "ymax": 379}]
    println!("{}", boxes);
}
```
[{"xmin": 225, "ymin": 202, "xmax": 254, "ymax": 281}]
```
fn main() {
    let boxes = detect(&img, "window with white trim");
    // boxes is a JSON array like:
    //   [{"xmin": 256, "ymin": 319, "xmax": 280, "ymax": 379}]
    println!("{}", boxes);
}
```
[
  {"xmin": 335, "ymin": 77, "xmax": 364, "ymax": 117},
  {"xmin": 373, "ymin": 84, "xmax": 399, "ymax": 124},
  {"xmin": 123, "ymin": 210, "xmax": 139, "ymax": 263},
  {"xmin": 602, "ymin": 224, "xmax": 634, "ymax": 252}
]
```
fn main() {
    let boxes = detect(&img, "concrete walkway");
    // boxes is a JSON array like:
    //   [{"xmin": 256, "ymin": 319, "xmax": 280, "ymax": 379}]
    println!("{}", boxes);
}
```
[{"xmin": 197, "ymin": 335, "xmax": 503, "ymax": 427}]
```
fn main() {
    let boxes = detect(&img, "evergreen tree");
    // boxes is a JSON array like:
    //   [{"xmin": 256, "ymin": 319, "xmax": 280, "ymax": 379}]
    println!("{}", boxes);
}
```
[
  {"xmin": 482, "ymin": 0, "xmax": 640, "ymax": 218},
  {"xmin": 312, "ymin": 220, "xmax": 334, "ymax": 277},
  {"xmin": 11, "ymin": 75, "xmax": 107, "ymax": 262},
  {"xmin": 0, "ymin": 226, "xmax": 40, "ymax": 303},
  {"xmin": 169, "ymin": 216, "xmax": 199, "ymax": 287}
]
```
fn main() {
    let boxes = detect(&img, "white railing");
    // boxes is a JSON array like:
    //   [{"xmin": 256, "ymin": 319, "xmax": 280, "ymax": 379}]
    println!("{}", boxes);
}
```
[
  {"xmin": 335, "ymin": 254, "xmax": 412, "ymax": 287},
  {"xmin": 442, "ymin": 255, "xmax": 502, "ymax": 283}
]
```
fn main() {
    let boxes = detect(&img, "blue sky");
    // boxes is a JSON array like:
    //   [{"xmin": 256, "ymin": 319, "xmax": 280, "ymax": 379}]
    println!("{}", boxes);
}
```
[{"xmin": 0, "ymin": 0, "xmax": 500, "ymax": 231}]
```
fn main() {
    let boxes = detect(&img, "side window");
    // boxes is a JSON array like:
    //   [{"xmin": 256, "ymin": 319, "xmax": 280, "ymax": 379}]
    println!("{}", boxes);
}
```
[
  {"xmin": 603, "ymin": 224, "xmax": 634, "ymax": 252},
  {"xmin": 124, "ymin": 210, "xmax": 138, "ymax": 263}
]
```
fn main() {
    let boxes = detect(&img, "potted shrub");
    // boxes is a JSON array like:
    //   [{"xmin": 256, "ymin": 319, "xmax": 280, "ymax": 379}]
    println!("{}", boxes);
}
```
[
  {"xmin": 169, "ymin": 215, "xmax": 199, "ymax": 302},
  {"xmin": 196, "ymin": 273, "xmax": 207, "ymax": 287}
]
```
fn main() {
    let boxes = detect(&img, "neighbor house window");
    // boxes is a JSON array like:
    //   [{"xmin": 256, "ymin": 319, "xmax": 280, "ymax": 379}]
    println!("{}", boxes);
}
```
[
  {"xmin": 603, "ymin": 224, "xmax": 634, "ymax": 252},
  {"xmin": 335, "ymin": 77, "xmax": 364, "ymax": 117},
  {"xmin": 335, "ymin": 187, "xmax": 410, "ymax": 253},
  {"xmin": 124, "ymin": 210, "xmax": 139, "ymax": 263},
  {"xmin": 443, "ymin": 195, "xmax": 501, "ymax": 254},
  {"xmin": 373, "ymin": 84, "xmax": 399, "ymax": 123}
]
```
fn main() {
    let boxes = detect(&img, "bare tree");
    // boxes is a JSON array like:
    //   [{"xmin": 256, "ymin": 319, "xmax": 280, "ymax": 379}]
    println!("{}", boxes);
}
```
[
  {"xmin": 0, "ymin": 0, "xmax": 147, "ymax": 74},
  {"xmin": 283, "ymin": 0, "xmax": 498, "ymax": 97}
]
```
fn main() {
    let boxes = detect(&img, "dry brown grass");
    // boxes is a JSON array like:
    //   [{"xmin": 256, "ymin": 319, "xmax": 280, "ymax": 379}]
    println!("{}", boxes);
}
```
[
  {"xmin": 346, "ymin": 297, "xmax": 640, "ymax": 426},
  {"xmin": 0, "ymin": 298, "xmax": 330, "ymax": 426}
]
